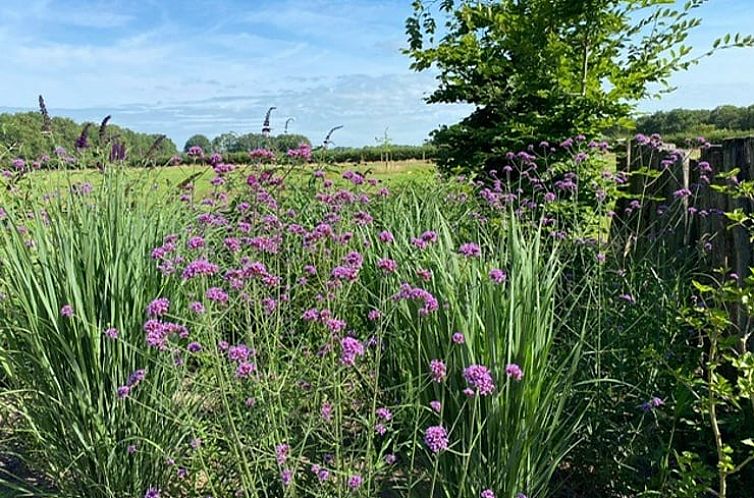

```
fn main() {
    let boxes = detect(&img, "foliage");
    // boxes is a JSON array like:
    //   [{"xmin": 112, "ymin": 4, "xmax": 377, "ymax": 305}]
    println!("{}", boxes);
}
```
[
  {"xmin": 405, "ymin": 0, "xmax": 754, "ymax": 174},
  {"xmin": 183, "ymin": 134, "xmax": 212, "ymax": 153},
  {"xmin": 0, "ymin": 112, "xmax": 177, "ymax": 160}
]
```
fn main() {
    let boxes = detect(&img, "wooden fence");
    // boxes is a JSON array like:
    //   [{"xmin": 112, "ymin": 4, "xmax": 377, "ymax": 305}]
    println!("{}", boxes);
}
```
[{"xmin": 612, "ymin": 137, "xmax": 754, "ymax": 282}]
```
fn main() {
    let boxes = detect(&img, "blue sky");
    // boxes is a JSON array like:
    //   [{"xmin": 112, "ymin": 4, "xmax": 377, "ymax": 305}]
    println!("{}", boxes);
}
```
[{"xmin": 0, "ymin": 0, "xmax": 753, "ymax": 148}]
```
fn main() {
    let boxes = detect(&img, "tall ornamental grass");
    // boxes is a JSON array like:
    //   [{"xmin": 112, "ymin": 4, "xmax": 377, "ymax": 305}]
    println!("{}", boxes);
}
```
[{"xmin": 0, "ymin": 169, "xmax": 192, "ymax": 497}]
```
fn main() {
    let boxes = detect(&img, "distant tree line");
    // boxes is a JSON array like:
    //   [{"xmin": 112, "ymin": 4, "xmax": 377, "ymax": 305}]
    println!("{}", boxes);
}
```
[
  {"xmin": 0, "ymin": 111, "xmax": 177, "ymax": 159},
  {"xmin": 635, "ymin": 105, "xmax": 754, "ymax": 137},
  {"xmin": 183, "ymin": 133, "xmax": 311, "ymax": 154}
]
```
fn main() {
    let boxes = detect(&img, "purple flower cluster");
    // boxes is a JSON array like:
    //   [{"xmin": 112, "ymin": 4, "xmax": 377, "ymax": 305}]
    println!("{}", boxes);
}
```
[{"xmin": 463, "ymin": 364, "xmax": 496, "ymax": 396}]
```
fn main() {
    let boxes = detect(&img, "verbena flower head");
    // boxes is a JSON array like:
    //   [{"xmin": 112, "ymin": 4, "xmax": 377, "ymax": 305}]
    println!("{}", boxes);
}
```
[
  {"xmin": 376, "ymin": 407, "xmax": 393, "ymax": 421},
  {"xmin": 452, "ymin": 332, "xmax": 465, "ymax": 344},
  {"xmin": 147, "ymin": 297, "xmax": 170, "ymax": 317},
  {"xmin": 205, "ymin": 287, "xmax": 229, "ymax": 304},
  {"xmin": 458, "ymin": 242, "xmax": 481, "ymax": 257},
  {"xmin": 463, "ymin": 364, "xmax": 496, "ymax": 395},
  {"xmin": 275, "ymin": 443, "xmax": 290, "ymax": 465},
  {"xmin": 429, "ymin": 359, "xmax": 447, "ymax": 382},
  {"xmin": 104, "ymin": 327, "xmax": 119, "ymax": 339},
  {"xmin": 424, "ymin": 425, "xmax": 449, "ymax": 453},
  {"xmin": 60, "ymin": 304, "xmax": 74, "ymax": 318},
  {"xmin": 340, "ymin": 336, "xmax": 365, "ymax": 366},
  {"xmin": 144, "ymin": 488, "xmax": 160, "ymax": 498},
  {"xmin": 505, "ymin": 363, "xmax": 524, "ymax": 381},
  {"xmin": 347, "ymin": 474, "xmax": 363, "ymax": 490},
  {"xmin": 489, "ymin": 268, "xmax": 507, "ymax": 284},
  {"xmin": 430, "ymin": 400, "xmax": 441, "ymax": 413},
  {"xmin": 481, "ymin": 490, "xmax": 496, "ymax": 498}
]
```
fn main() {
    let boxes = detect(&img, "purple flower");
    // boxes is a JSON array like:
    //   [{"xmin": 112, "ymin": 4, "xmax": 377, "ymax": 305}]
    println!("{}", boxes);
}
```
[
  {"xmin": 147, "ymin": 297, "xmax": 170, "ymax": 317},
  {"xmin": 378, "ymin": 230, "xmax": 395, "ymax": 243},
  {"xmin": 235, "ymin": 361, "xmax": 257, "ymax": 378},
  {"xmin": 340, "ymin": 337, "xmax": 365, "ymax": 366},
  {"xmin": 276, "ymin": 443, "xmax": 290, "ymax": 465},
  {"xmin": 144, "ymin": 488, "xmax": 160, "ymax": 498},
  {"xmin": 618, "ymin": 293, "xmax": 636, "ymax": 304},
  {"xmin": 60, "ymin": 304, "xmax": 74, "ymax": 318},
  {"xmin": 430, "ymin": 400, "xmax": 441, "ymax": 413},
  {"xmin": 104, "ymin": 327, "xmax": 119, "ymax": 339},
  {"xmin": 452, "ymin": 332, "xmax": 465, "ymax": 344},
  {"xmin": 489, "ymin": 268, "xmax": 507, "ymax": 284},
  {"xmin": 424, "ymin": 425, "xmax": 449, "ymax": 453},
  {"xmin": 429, "ymin": 359, "xmax": 447, "ymax": 382},
  {"xmin": 187, "ymin": 342, "xmax": 202, "ymax": 353},
  {"xmin": 189, "ymin": 301, "xmax": 205, "ymax": 314},
  {"xmin": 206, "ymin": 287, "xmax": 229, "ymax": 304},
  {"xmin": 127, "ymin": 444, "xmax": 137, "ymax": 454},
  {"xmin": 321, "ymin": 402, "xmax": 333, "ymax": 422},
  {"xmin": 505, "ymin": 363, "xmax": 524, "ymax": 381},
  {"xmin": 377, "ymin": 258, "xmax": 398, "ymax": 273},
  {"xmin": 481, "ymin": 490, "xmax": 496, "ymax": 498},
  {"xmin": 376, "ymin": 407, "xmax": 393, "ymax": 421},
  {"xmin": 182, "ymin": 258, "xmax": 219, "ymax": 280},
  {"xmin": 463, "ymin": 364, "xmax": 496, "ymax": 395},
  {"xmin": 458, "ymin": 242, "xmax": 481, "ymax": 257},
  {"xmin": 117, "ymin": 385, "xmax": 131, "ymax": 399},
  {"xmin": 281, "ymin": 468, "xmax": 293, "ymax": 487},
  {"xmin": 385, "ymin": 453, "xmax": 397, "ymax": 465},
  {"xmin": 347, "ymin": 474, "xmax": 363, "ymax": 490},
  {"xmin": 128, "ymin": 369, "xmax": 146, "ymax": 386}
]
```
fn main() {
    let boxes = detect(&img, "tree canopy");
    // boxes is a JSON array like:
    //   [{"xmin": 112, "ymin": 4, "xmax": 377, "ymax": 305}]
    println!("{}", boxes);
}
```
[{"xmin": 405, "ymin": 0, "xmax": 754, "ymax": 173}]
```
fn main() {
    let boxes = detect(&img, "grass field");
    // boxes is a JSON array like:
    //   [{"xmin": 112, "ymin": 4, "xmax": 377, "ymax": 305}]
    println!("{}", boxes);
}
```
[{"xmin": 5, "ymin": 159, "xmax": 436, "ymax": 202}]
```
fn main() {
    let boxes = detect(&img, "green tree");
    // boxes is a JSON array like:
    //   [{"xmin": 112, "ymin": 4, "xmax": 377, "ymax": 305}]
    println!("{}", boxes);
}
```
[
  {"xmin": 183, "ymin": 134, "xmax": 211, "ymax": 153},
  {"xmin": 405, "ymin": 0, "xmax": 753, "ymax": 173}
]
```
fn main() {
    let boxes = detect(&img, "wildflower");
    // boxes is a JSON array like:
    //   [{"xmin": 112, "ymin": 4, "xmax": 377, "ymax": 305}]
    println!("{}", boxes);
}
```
[
  {"xmin": 452, "ymin": 332, "xmax": 465, "ymax": 344},
  {"xmin": 489, "ymin": 268, "xmax": 506, "ymax": 284},
  {"xmin": 340, "ymin": 337, "xmax": 365, "ymax": 366},
  {"xmin": 367, "ymin": 309, "xmax": 381, "ymax": 321},
  {"xmin": 60, "ymin": 304, "xmax": 74, "ymax": 317},
  {"xmin": 144, "ymin": 488, "xmax": 160, "ymax": 498},
  {"xmin": 463, "ymin": 364, "xmax": 496, "ymax": 395},
  {"xmin": 430, "ymin": 400, "xmax": 441, "ymax": 413},
  {"xmin": 481, "ymin": 490, "xmax": 496, "ymax": 498},
  {"xmin": 347, "ymin": 474, "xmax": 363, "ymax": 491},
  {"xmin": 245, "ymin": 397, "xmax": 256, "ymax": 408},
  {"xmin": 385, "ymin": 453, "xmax": 397, "ymax": 465},
  {"xmin": 182, "ymin": 259, "xmax": 219, "ymax": 280},
  {"xmin": 375, "ymin": 423, "xmax": 387, "ymax": 436},
  {"xmin": 281, "ymin": 468, "xmax": 293, "ymax": 487},
  {"xmin": 205, "ymin": 287, "xmax": 229, "ymax": 304},
  {"xmin": 321, "ymin": 402, "xmax": 333, "ymax": 422},
  {"xmin": 429, "ymin": 359, "xmax": 447, "ymax": 382},
  {"xmin": 316, "ymin": 467, "xmax": 330, "ymax": 482},
  {"xmin": 127, "ymin": 444, "xmax": 137, "ymax": 454},
  {"xmin": 189, "ymin": 301, "xmax": 205, "ymax": 314},
  {"xmin": 275, "ymin": 443, "xmax": 290, "ymax": 465},
  {"xmin": 378, "ymin": 230, "xmax": 394, "ymax": 243},
  {"xmin": 190, "ymin": 438, "xmax": 202, "ymax": 450},
  {"xmin": 147, "ymin": 297, "xmax": 170, "ymax": 317},
  {"xmin": 505, "ymin": 363, "xmax": 524, "ymax": 381},
  {"xmin": 235, "ymin": 361, "xmax": 257, "ymax": 378},
  {"xmin": 424, "ymin": 425, "xmax": 449, "ymax": 453},
  {"xmin": 416, "ymin": 268, "xmax": 433, "ymax": 281},
  {"xmin": 187, "ymin": 342, "xmax": 202, "ymax": 353},
  {"xmin": 458, "ymin": 242, "xmax": 481, "ymax": 257},
  {"xmin": 376, "ymin": 407, "xmax": 393, "ymax": 421},
  {"xmin": 104, "ymin": 327, "xmax": 119, "ymax": 339},
  {"xmin": 128, "ymin": 369, "xmax": 146, "ymax": 386},
  {"xmin": 377, "ymin": 258, "xmax": 398, "ymax": 273},
  {"xmin": 117, "ymin": 385, "xmax": 130, "ymax": 399},
  {"xmin": 228, "ymin": 344, "xmax": 250, "ymax": 362}
]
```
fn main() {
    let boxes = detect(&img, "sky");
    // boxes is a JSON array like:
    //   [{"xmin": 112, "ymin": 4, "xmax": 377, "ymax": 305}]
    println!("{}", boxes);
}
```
[{"xmin": 0, "ymin": 0, "xmax": 753, "ymax": 148}]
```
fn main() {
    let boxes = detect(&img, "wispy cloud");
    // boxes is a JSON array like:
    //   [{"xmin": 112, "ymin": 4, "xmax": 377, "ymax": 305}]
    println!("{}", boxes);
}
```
[{"xmin": 0, "ymin": 0, "xmax": 752, "ymax": 146}]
